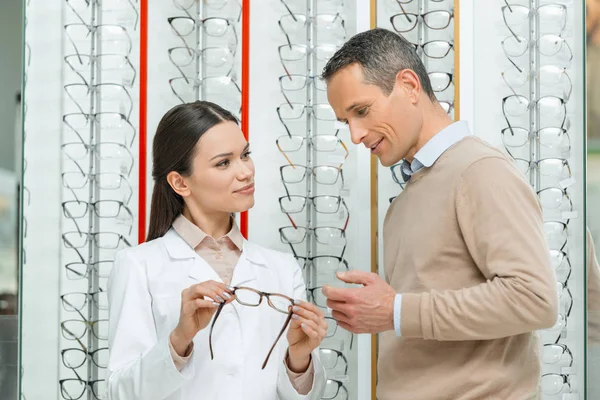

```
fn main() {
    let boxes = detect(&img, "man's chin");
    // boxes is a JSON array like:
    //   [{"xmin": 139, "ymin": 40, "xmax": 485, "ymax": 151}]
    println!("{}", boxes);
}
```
[{"xmin": 378, "ymin": 154, "xmax": 400, "ymax": 168}]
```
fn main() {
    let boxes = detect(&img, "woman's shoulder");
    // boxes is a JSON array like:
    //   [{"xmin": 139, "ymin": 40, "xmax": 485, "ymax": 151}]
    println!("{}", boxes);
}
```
[{"xmin": 114, "ymin": 233, "xmax": 171, "ymax": 266}]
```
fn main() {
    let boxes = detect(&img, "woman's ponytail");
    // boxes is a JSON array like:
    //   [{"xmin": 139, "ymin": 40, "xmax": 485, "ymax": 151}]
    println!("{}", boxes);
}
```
[{"xmin": 146, "ymin": 180, "xmax": 184, "ymax": 242}]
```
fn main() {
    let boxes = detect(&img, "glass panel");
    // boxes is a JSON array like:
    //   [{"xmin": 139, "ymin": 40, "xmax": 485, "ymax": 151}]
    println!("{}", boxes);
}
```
[
  {"xmin": 587, "ymin": 0, "xmax": 600, "ymax": 396},
  {"xmin": 0, "ymin": 0, "xmax": 23, "ymax": 399}
]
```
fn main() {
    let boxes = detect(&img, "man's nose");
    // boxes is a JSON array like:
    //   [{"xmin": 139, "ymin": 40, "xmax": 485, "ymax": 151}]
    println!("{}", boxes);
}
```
[{"xmin": 349, "ymin": 121, "xmax": 368, "ymax": 145}]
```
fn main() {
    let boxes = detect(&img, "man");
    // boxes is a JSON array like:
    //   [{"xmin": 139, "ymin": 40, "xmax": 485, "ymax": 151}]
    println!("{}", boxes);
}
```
[{"xmin": 321, "ymin": 28, "xmax": 558, "ymax": 399}]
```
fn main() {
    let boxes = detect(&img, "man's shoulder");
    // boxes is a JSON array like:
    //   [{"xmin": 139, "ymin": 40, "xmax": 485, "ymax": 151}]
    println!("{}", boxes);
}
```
[{"xmin": 440, "ymin": 136, "xmax": 513, "ymax": 172}]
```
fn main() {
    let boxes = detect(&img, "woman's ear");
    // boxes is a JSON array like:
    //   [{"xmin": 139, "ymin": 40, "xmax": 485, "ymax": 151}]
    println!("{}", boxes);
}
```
[{"xmin": 167, "ymin": 171, "xmax": 190, "ymax": 198}]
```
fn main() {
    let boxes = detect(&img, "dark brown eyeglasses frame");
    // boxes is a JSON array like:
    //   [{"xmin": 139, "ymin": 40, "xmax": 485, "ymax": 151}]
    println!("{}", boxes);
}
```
[{"xmin": 209, "ymin": 286, "xmax": 296, "ymax": 369}]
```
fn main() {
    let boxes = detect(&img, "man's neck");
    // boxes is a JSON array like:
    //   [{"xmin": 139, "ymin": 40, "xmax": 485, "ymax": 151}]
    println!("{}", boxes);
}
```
[{"xmin": 405, "ymin": 104, "xmax": 454, "ymax": 163}]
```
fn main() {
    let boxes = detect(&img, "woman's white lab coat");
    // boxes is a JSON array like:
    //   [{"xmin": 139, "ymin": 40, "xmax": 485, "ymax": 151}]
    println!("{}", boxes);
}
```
[{"xmin": 106, "ymin": 228, "xmax": 326, "ymax": 400}]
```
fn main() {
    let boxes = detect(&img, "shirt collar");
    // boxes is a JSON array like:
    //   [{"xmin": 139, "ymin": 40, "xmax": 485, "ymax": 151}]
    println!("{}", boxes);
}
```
[
  {"xmin": 172, "ymin": 214, "xmax": 244, "ymax": 251},
  {"xmin": 400, "ymin": 120, "xmax": 471, "ymax": 182}
]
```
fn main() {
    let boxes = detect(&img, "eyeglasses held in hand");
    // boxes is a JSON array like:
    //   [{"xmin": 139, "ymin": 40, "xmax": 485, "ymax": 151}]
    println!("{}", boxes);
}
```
[{"xmin": 209, "ymin": 286, "xmax": 295, "ymax": 369}]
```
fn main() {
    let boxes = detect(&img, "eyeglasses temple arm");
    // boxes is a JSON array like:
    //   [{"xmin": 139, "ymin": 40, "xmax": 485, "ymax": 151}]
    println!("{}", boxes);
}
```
[
  {"xmin": 209, "ymin": 303, "xmax": 226, "ymax": 360},
  {"xmin": 262, "ymin": 310, "xmax": 294, "ymax": 370}
]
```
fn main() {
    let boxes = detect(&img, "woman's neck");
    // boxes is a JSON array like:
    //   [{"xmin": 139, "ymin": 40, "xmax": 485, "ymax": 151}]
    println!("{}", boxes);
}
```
[{"xmin": 182, "ymin": 206, "xmax": 232, "ymax": 239}]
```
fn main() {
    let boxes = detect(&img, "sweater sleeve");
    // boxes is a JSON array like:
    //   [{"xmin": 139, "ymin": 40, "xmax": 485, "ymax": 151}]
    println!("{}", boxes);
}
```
[{"xmin": 400, "ymin": 156, "xmax": 559, "ymax": 340}]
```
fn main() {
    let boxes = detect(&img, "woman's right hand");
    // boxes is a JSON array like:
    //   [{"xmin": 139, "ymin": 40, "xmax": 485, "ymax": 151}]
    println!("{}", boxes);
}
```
[{"xmin": 170, "ymin": 280, "xmax": 235, "ymax": 356}]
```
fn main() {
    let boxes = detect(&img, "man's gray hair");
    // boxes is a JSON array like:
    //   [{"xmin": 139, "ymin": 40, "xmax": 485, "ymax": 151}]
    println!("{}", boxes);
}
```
[{"xmin": 321, "ymin": 28, "xmax": 436, "ymax": 101}]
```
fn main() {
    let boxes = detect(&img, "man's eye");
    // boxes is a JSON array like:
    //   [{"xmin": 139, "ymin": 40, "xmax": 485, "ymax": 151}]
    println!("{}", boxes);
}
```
[{"xmin": 356, "ymin": 107, "xmax": 368, "ymax": 116}]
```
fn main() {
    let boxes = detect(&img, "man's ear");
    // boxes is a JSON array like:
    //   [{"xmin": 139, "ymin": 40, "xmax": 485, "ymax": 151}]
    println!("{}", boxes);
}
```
[
  {"xmin": 395, "ymin": 69, "xmax": 421, "ymax": 104},
  {"xmin": 166, "ymin": 171, "xmax": 190, "ymax": 198}
]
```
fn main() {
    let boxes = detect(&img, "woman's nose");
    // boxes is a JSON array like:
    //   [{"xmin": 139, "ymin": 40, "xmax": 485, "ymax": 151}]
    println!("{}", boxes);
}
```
[{"xmin": 237, "ymin": 161, "xmax": 253, "ymax": 180}]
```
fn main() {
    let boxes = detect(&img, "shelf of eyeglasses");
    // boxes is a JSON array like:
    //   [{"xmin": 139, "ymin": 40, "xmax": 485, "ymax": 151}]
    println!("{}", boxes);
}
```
[
  {"xmin": 63, "ymin": 83, "xmax": 136, "ymax": 118},
  {"xmin": 276, "ymin": 134, "xmax": 350, "ymax": 159},
  {"xmin": 501, "ymin": 35, "xmax": 574, "ymax": 69},
  {"xmin": 61, "ymin": 245, "xmax": 132, "ymax": 272},
  {"xmin": 61, "ymin": 231, "xmax": 133, "ymax": 253},
  {"xmin": 278, "ymin": 0, "xmax": 345, "ymax": 16},
  {"xmin": 277, "ymin": 43, "xmax": 341, "ymax": 74},
  {"xmin": 500, "ymin": 2, "xmax": 574, "ymax": 39},
  {"xmin": 65, "ymin": 0, "xmax": 139, "ymax": 25},
  {"xmin": 541, "ymin": 373, "xmax": 577, "ymax": 397},
  {"xmin": 167, "ymin": 16, "xmax": 240, "ymax": 51},
  {"xmin": 64, "ymin": 53, "xmax": 138, "ymax": 88},
  {"xmin": 542, "ymin": 344, "xmax": 575, "ymax": 373},
  {"xmin": 280, "ymin": 164, "xmax": 346, "ymax": 190},
  {"xmin": 168, "ymin": 75, "xmax": 241, "ymax": 109},
  {"xmin": 323, "ymin": 377, "xmax": 350, "ymax": 400},
  {"xmin": 508, "ymin": 157, "xmax": 575, "ymax": 187},
  {"xmin": 60, "ymin": 172, "xmax": 136, "ymax": 203},
  {"xmin": 65, "ymin": 260, "xmax": 113, "ymax": 282},
  {"xmin": 383, "ymin": 31, "xmax": 455, "ymax": 61},
  {"xmin": 63, "ymin": 144, "xmax": 136, "ymax": 165},
  {"xmin": 171, "ymin": 0, "xmax": 242, "ymax": 16},
  {"xmin": 61, "ymin": 317, "xmax": 109, "ymax": 344},
  {"xmin": 168, "ymin": 48, "xmax": 237, "ymax": 82},
  {"xmin": 59, "ymin": 376, "xmax": 107, "ymax": 400},
  {"xmin": 279, "ymin": 194, "xmax": 349, "ymax": 216},
  {"xmin": 388, "ymin": 9, "xmax": 454, "ymax": 39},
  {"xmin": 64, "ymin": 24, "xmax": 138, "ymax": 64},
  {"xmin": 277, "ymin": 13, "xmax": 348, "ymax": 51}
]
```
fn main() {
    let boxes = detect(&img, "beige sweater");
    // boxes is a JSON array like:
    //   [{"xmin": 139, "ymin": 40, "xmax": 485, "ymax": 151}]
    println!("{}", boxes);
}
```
[{"xmin": 377, "ymin": 136, "xmax": 558, "ymax": 400}]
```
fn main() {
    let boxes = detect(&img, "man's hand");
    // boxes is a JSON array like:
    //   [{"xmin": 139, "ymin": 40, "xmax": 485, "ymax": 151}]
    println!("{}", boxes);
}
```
[{"xmin": 322, "ymin": 270, "xmax": 397, "ymax": 334}]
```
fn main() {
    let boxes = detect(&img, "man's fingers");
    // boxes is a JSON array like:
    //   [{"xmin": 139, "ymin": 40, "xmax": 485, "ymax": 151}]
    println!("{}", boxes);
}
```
[
  {"xmin": 331, "ymin": 310, "xmax": 352, "ymax": 327},
  {"xmin": 326, "ymin": 299, "xmax": 350, "ymax": 314},
  {"xmin": 321, "ymin": 285, "xmax": 352, "ymax": 302},
  {"xmin": 335, "ymin": 270, "xmax": 376, "ymax": 285},
  {"xmin": 337, "ymin": 320, "xmax": 355, "ymax": 333}
]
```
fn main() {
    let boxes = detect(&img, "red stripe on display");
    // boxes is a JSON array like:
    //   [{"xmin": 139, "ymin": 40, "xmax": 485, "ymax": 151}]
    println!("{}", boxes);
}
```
[
  {"xmin": 138, "ymin": 0, "xmax": 148, "ymax": 243},
  {"xmin": 240, "ymin": 0, "xmax": 250, "ymax": 239}
]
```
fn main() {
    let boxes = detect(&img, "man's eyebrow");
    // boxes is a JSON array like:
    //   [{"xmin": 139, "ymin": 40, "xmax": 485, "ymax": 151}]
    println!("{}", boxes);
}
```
[{"xmin": 345, "ymin": 103, "xmax": 361, "ymax": 112}]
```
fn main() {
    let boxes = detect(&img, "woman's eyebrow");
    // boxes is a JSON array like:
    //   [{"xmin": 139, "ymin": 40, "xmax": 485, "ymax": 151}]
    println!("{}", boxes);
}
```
[{"xmin": 210, "ymin": 143, "xmax": 250, "ymax": 161}]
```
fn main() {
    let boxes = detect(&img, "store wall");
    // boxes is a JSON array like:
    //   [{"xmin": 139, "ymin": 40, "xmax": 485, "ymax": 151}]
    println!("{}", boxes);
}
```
[{"xmin": 0, "ymin": 0, "xmax": 22, "ymax": 173}]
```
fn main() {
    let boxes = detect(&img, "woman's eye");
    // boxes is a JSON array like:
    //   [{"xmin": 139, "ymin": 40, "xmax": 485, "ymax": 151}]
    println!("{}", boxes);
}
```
[
  {"xmin": 217, "ymin": 160, "xmax": 230, "ymax": 167},
  {"xmin": 242, "ymin": 151, "xmax": 252, "ymax": 159}
]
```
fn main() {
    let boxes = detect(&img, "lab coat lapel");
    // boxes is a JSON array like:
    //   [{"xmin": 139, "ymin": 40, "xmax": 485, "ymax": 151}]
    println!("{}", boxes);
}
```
[{"xmin": 162, "ymin": 228, "xmax": 222, "ymax": 283}]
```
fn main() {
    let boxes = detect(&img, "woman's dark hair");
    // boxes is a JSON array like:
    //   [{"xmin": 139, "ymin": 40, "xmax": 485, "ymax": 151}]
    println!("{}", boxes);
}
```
[{"xmin": 146, "ymin": 100, "xmax": 238, "ymax": 242}]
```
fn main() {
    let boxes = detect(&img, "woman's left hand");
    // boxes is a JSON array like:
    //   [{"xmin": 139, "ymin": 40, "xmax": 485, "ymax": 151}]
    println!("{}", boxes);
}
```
[{"xmin": 286, "ymin": 300, "xmax": 327, "ymax": 372}]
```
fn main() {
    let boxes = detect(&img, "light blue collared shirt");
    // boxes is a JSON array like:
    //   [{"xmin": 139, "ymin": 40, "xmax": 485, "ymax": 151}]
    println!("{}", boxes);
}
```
[{"xmin": 393, "ymin": 121, "xmax": 472, "ymax": 337}]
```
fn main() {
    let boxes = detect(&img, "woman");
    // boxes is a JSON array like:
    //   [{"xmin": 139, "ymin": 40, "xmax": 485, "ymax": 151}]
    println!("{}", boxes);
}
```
[{"xmin": 106, "ymin": 101, "xmax": 327, "ymax": 400}]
